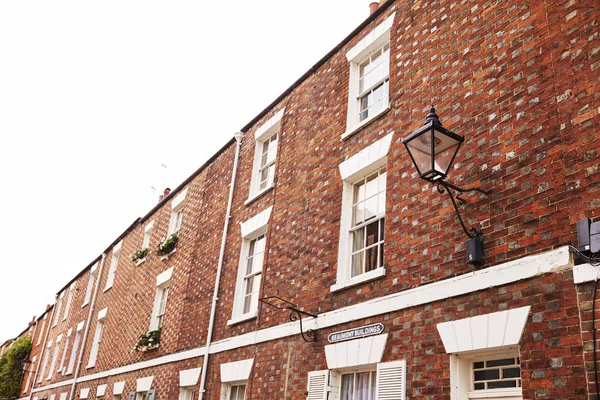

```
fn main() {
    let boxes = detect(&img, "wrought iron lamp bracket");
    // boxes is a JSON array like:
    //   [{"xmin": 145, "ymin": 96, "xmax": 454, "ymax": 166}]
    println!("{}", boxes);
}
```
[
  {"xmin": 430, "ymin": 178, "xmax": 491, "ymax": 239},
  {"xmin": 259, "ymin": 296, "xmax": 318, "ymax": 343}
]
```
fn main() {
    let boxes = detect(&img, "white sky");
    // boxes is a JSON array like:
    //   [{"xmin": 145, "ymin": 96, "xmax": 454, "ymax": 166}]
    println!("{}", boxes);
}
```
[{"xmin": 0, "ymin": 1, "xmax": 371, "ymax": 341}]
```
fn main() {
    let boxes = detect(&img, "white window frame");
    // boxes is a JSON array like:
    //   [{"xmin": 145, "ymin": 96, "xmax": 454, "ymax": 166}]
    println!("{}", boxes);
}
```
[
  {"xmin": 142, "ymin": 220, "xmax": 155, "ymax": 249},
  {"xmin": 228, "ymin": 207, "xmax": 272, "ymax": 325},
  {"xmin": 52, "ymin": 292, "xmax": 65, "ymax": 327},
  {"xmin": 436, "ymin": 307, "xmax": 530, "ymax": 400},
  {"xmin": 220, "ymin": 359, "xmax": 254, "ymax": 400},
  {"xmin": 86, "ymin": 308, "xmax": 107, "ymax": 369},
  {"xmin": 149, "ymin": 267, "xmax": 174, "ymax": 331},
  {"xmin": 343, "ymin": 13, "xmax": 395, "ymax": 140},
  {"xmin": 168, "ymin": 188, "xmax": 187, "ymax": 236},
  {"xmin": 46, "ymin": 334, "xmax": 63, "ymax": 380},
  {"xmin": 450, "ymin": 348, "xmax": 522, "ymax": 400},
  {"xmin": 57, "ymin": 328, "xmax": 72, "ymax": 374},
  {"xmin": 37, "ymin": 340, "xmax": 52, "ymax": 383},
  {"xmin": 179, "ymin": 367, "xmax": 202, "ymax": 400},
  {"xmin": 332, "ymin": 134, "xmax": 393, "ymax": 292},
  {"xmin": 82, "ymin": 262, "xmax": 98, "ymax": 307},
  {"xmin": 306, "ymin": 361, "xmax": 406, "ymax": 400},
  {"xmin": 62, "ymin": 282, "xmax": 76, "ymax": 321},
  {"xmin": 65, "ymin": 321, "xmax": 84, "ymax": 375},
  {"xmin": 104, "ymin": 241, "xmax": 122, "ymax": 291},
  {"xmin": 246, "ymin": 108, "xmax": 285, "ymax": 204},
  {"xmin": 36, "ymin": 314, "xmax": 47, "ymax": 346}
]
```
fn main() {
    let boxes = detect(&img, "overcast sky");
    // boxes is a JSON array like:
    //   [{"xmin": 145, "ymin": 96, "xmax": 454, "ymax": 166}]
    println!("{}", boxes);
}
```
[{"xmin": 0, "ymin": 1, "xmax": 371, "ymax": 342}]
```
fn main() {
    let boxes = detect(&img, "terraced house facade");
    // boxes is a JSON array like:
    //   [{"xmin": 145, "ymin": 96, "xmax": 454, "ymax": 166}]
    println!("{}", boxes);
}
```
[{"xmin": 5, "ymin": 0, "xmax": 600, "ymax": 398}]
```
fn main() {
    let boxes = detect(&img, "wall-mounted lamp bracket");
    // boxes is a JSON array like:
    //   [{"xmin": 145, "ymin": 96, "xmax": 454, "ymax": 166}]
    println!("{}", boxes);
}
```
[
  {"xmin": 259, "ymin": 295, "xmax": 318, "ymax": 342},
  {"xmin": 434, "ymin": 179, "xmax": 491, "ymax": 238}
]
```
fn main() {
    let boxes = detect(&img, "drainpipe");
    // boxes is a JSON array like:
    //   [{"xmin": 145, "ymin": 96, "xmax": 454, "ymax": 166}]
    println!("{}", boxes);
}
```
[
  {"xmin": 198, "ymin": 132, "xmax": 244, "ymax": 400},
  {"xmin": 68, "ymin": 253, "xmax": 107, "ymax": 400},
  {"xmin": 28, "ymin": 301, "xmax": 57, "ymax": 400}
]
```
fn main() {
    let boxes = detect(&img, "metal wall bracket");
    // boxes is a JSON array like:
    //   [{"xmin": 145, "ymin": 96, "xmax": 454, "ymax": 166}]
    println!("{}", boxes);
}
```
[
  {"xmin": 259, "ymin": 296, "xmax": 318, "ymax": 342},
  {"xmin": 432, "ymin": 179, "xmax": 491, "ymax": 239}
]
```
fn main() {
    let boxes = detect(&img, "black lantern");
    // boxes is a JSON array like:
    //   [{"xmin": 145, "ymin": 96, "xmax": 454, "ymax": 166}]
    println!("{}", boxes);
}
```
[
  {"xmin": 21, "ymin": 355, "xmax": 32, "ymax": 373},
  {"xmin": 402, "ymin": 106, "xmax": 491, "ymax": 264},
  {"xmin": 402, "ymin": 107, "xmax": 463, "ymax": 182}
]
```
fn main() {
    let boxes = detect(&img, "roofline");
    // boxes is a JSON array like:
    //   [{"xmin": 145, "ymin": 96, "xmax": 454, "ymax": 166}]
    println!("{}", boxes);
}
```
[
  {"xmin": 52, "ymin": 137, "xmax": 237, "ymax": 297},
  {"xmin": 138, "ymin": 137, "xmax": 236, "ymax": 225},
  {"xmin": 55, "ymin": 217, "xmax": 140, "ymax": 295},
  {"xmin": 240, "ymin": 0, "xmax": 394, "ymax": 133},
  {"xmin": 40, "ymin": 0, "xmax": 395, "ymax": 312}
]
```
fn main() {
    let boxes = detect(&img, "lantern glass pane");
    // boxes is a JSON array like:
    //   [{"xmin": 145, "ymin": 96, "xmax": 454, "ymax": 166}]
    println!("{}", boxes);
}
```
[
  {"xmin": 433, "ymin": 128, "xmax": 461, "ymax": 176},
  {"xmin": 406, "ymin": 130, "xmax": 434, "ymax": 175}
]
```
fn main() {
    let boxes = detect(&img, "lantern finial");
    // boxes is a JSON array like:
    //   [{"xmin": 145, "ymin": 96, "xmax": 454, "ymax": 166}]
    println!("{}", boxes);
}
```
[{"xmin": 424, "ymin": 106, "xmax": 442, "ymax": 126}]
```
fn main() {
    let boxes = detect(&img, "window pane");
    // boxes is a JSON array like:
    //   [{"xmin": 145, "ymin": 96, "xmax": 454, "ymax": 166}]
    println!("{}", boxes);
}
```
[
  {"xmin": 364, "ymin": 196, "xmax": 378, "ymax": 221},
  {"xmin": 502, "ymin": 367, "xmax": 521, "ymax": 379},
  {"xmin": 351, "ymin": 252, "xmax": 364, "ymax": 277},
  {"xmin": 341, "ymin": 374, "xmax": 354, "ymax": 400},
  {"xmin": 488, "ymin": 380, "xmax": 517, "ymax": 389},
  {"xmin": 353, "ymin": 228, "xmax": 365, "ymax": 252},
  {"xmin": 487, "ymin": 358, "xmax": 515, "ymax": 367},
  {"xmin": 474, "ymin": 369, "xmax": 500, "ymax": 381}
]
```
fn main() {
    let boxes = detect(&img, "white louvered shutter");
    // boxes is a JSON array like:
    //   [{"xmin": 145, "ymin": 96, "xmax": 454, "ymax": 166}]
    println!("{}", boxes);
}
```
[
  {"xmin": 307, "ymin": 370, "xmax": 329, "ymax": 400},
  {"xmin": 128, "ymin": 392, "xmax": 136, "ymax": 400},
  {"xmin": 376, "ymin": 360, "xmax": 406, "ymax": 400},
  {"xmin": 147, "ymin": 389, "xmax": 156, "ymax": 400}
]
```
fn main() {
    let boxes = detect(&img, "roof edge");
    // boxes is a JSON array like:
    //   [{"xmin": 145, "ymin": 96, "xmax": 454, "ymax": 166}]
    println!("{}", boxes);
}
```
[{"xmin": 240, "ymin": 0, "xmax": 395, "ymax": 133}]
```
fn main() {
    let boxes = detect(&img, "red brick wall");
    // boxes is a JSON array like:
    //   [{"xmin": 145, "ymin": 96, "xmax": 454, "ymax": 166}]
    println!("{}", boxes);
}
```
[{"xmin": 22, "ymin": 0, "xmax": 600, "ymax": 399}]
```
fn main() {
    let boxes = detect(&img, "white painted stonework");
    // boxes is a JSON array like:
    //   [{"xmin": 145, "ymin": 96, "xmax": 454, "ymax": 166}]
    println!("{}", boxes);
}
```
[
  {"xmin": 79, "ymin": 388, "xmax": 89, "ymax": 399},
  {"xmin": 220, "ymin": 358, "xmax": 254, "ymax": 383},
  {"xmin": 574, "ymin": 263, "xmax": 599, "ymax": 284},
  {"xmin": 437, "ymin": 306, "xmax": 531, "ymax": 353},
  {"xmin": 346, "ymin": 13, "xmax": 396, "ymax": 61},
  {"xmin": 113, "ymin": 381, "xmax": 125, "ymax": 395},
  {"xmin": 96, "ymin": 384, "xmax": 107, "ymax": 397},
  {"xmin": 254, "ymin": 108, "xmax": 285, "ymax": 141},
  {"xmin": 59, "ymin": 393, "xmax": 68, "ymax": 400},
  {"xmin": 171, "ymin": 188, "xmax": 188, "ymax": 210},
  {"xmin": 156, "ymin": 266, "xmax": 174, "ymax": 287},
  {"xmin": 325, "ymin": 334, "xmax": 388, "ymax": 369},
  {"xmin": 179, "ymin": 367, "xmax": 202, "ymax": 387},
  {"xmin": 77, "ymin": 320, "xmax": 85, "ymax": 331},
  {"xmin": 338, "ymin": 133, "xmax": 393, "ymax": 182},
  {"xmin": 240, "ymin": 206, "xmax": 273, "ymax": 238},
  {"xmin": 97, "ymin": 307, "xmax": 107, "ymax": 321},
  {"xmin": 137, "ymin": 376, "xmax": 154, "ymax": 392}
]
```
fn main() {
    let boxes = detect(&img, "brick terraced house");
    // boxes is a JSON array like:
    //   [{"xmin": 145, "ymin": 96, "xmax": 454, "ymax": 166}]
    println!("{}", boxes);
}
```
[{"xmin": 3, "ymin": 0, "xmax": 600, "ymax": 398}]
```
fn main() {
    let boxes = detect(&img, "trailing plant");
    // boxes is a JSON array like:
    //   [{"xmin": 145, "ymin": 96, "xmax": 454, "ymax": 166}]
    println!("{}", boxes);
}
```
[
  {"xmin": 156, "ymin": 232, "xmax": 178, "ymax": 256},
  {"xmin": 133, "ymin": 328, "xmax": 161, "ymax": 352},
  {"xmin": 131, "ymin": 248, "xmax": 149, "ymax": 262},
  {"xmin": 0, "ymin": 336, "xmax": 32, "ymax": 399}
]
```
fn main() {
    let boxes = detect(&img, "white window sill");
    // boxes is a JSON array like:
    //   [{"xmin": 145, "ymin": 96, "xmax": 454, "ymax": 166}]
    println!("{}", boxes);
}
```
[
  {"xmin": 103, "ymin": 285, "xmax": 113, "ymax": 293},
  {"xmin": 330, "ymin": 267, "xmax": 386, "ymax": 293},
  {"xmin": 245, "ymin": 184, "xmax": 274, "ymax": 206},
  {"xmin": 135, "ymin": 258, "xmax": 147, "ymax": 266},
  {"xmin": 86, "ymin": 365, "xmax": 95, "ymax": 369},
  {"xmin": 467, "ymin": 389, "xmax": 523, "ymax": 398},
  {"xmin": 227, "ymin": 312, "xmax": 258, "ymax": 326},
  {"xmin": 160, "ymin": 248, "xmax": 176, "ymax": 260},
  {"xmin": 341, "ymin": 105, "xmax": 391, "ymax": 141},
  {"xmin": 82, "ymin": 302, "xmax": 89, "ymax": 308}
]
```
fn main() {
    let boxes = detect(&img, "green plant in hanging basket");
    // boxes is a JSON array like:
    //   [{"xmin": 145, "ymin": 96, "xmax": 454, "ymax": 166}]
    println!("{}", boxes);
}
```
[
  {"xmin": 133, "ymin": 328, "xmax": 161, "ymax": 352},
  {"xmin": 156, "ymin": 232, "xmax": 178, "ymax": 256},
  {"xmin": 131, "ymin": 248, "xmax": 149, "ymax": 262}
]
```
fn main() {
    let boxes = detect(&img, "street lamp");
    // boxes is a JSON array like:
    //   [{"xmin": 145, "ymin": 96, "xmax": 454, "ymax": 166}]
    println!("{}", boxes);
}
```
[{"xmin": 403, "ymin": 107, "xmax": 491, "ymax": 264}]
